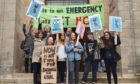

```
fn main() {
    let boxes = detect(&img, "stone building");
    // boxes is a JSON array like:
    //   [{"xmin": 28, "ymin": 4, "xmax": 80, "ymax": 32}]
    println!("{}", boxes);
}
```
[{"xmin": 0, "ymin": 0, "xmax": 140, "ymax": 83}]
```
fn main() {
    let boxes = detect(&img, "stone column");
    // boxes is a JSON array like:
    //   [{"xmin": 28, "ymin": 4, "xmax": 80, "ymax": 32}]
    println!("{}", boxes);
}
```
[
  {"xmin": 0, "ymin": 0, "xmax": 31, "ymax": 74},
  {"xmin": 118, "ymin": 0, "xmax": 136, "ymax": 76},
  {"xmin": 0, "ymin": 0, "xmax": 16, "ymax": 75},
  {"xmin": 15, "ymin": 0, "xmax": 31, "ymax": 72},
  {"xmin": 132, "ymin": 0, "xmax": 140, "ymax": 73}
]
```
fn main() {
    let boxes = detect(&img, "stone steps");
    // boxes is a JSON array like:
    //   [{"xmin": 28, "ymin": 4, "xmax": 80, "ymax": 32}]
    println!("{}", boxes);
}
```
[{"xmin": 0, "ymin": 73, "xmax": 139, "ymax": 84}]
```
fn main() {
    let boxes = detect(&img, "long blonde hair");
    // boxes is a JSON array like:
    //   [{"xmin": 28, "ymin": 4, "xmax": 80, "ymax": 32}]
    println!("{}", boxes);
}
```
[{"xmin": 58, "ymin": 33, "xmax": 66, "ymax": 45}]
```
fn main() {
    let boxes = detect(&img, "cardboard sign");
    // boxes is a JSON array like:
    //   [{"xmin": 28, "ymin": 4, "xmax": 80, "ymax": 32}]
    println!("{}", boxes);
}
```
[
  {"xmin": 41, "ymin": 46, "xmax": 57, "ymax": 84},
  {"xmin": 109, "ymin": 16, "xmax": 122, "ymax": 32},
  {"xmin": 26, "ymin": 0, "xmax": 43, "ymax": 19},
  {"xmin": 89, "ymin": 14, "xmax": 103, "ymax": 32},
  {"xmin": 51, "ymin": 17, "xmax": 63, "ymax": 34},
  {"xmin": 76, "ymin": 21, "xmax": 85, "ymax": 39}
]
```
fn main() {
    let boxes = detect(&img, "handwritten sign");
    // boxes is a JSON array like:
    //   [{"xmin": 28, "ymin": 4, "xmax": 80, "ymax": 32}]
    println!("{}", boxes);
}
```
[
  {"xmin": 41, "ymin": 46, "xmax": 57, "ymax": 84},
  {"xmin": 76, "ymin": 21, "xmax": 85, "ymax": 39},
  {"xmin": 109, "ymin": 16, "xmax": 122, "ymax": 32},
  {"xmin": 51, "ymin": 17, "xmax": 63, "ymax": 34},
  {"xmin": 89, "ymin": 14, "xmax": 103, "ymax": 32},
  {"xmin": 26, "ymin": 0, "xmax": 43, "ymax": 19}
]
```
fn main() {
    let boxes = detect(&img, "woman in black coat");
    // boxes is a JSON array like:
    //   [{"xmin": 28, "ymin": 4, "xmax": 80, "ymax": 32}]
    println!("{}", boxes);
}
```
[{"xmin": 101, "ymin": 31, "xmax": 121, "ymax": 84}]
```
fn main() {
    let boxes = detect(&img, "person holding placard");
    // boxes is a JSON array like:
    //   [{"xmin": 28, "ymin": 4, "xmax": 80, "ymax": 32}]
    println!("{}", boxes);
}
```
[
  {"xmin": 81, "ymin": 32, "xmax": 100, "ymax": 84},
  {"xmin": 40, "ymin": 35, "xmax": 56, "ymax": 84},
  {"xmin": 44, "ymin": 27, "xmax": 56, "ymax": 45},
  {"xmin": 65, "ymin": 32, "xmax": 84, "ymax": 84},
  {"xmin": 45, "ymin": 35, "xmax": 55, "ymax": 45},
  {"xmin": 32, "ymin": 32, "xmax": 45, "ymax": 84},
  {"xmin": 44, "ymin": 27, "xmax": 52, "ymax": 38},
  {"xmin": 100, "ymin": 31, "xmax": 121, "ymax": 84},
  {"xmin": 22, "ymin": 19, "xmax": 34, "ymax": 73},
  {"xmin": 37, "ymin": 18, "xmax": 56, "ymax": 43},
  {"xmin": 57, "ymin": 34, "xmax": 67, "ymax": 84}
]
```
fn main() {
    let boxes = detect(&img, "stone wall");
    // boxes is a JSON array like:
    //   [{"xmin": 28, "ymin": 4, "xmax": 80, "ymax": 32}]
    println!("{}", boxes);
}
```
[
  {"xmin": 132, "ymin": 0, "xmax": 140, "ymax": 73},
  {"xmin": 15, "ymin": 0, "xmax": 31, "ymax": 72},
  {"xmin": 0, "ymin": 0, "xmax": 31, "ymax": 74},
  {"xmin": 0, "ymin": 0, "xmax": 16, "ymax": 75},
  {"xmin": 118, "ymin": 0, "xmax": 140, "ymax": 75}
]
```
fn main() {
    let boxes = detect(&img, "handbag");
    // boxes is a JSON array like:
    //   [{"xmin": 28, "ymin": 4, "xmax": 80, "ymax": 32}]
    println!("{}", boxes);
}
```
[
  {"xmin": 94, "ymin": 46, "xmax": 101, "ymax": 60},
  {"xmin": 113, "ymin": 50, "xmax": 121, "ymax": 62},
  {"xmin": 98, "ymin": 61, "xmax": 106, "ymax": 72}
]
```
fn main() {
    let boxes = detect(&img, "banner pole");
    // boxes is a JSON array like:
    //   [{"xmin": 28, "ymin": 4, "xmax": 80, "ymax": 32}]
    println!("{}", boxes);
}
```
[
  {"xmin": 66, "ymin": 58, "xmax": 69, "ymax": 84},
  {"xmin": 75, "ymin": 35, "xmax": 80, "ymax": 46},
  {"xmin": 114, "ymin": 31, "xmax": 118, "ymax": 45},
  {"xmin": 56, "ymin": 33, "xmax": 59, "ymax": 45}
]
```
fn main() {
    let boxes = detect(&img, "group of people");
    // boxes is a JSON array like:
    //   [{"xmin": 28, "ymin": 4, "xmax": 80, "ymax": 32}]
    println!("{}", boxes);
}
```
[{"xmin": 21, "ymin": 19, "xmax": 121, "ymax": 84}]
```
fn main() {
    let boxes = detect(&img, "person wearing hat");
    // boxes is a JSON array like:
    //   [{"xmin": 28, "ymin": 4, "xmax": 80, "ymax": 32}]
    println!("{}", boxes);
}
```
[{"xmin": 82, "ymin": 31, "xmax": 100, "ymax": 84}]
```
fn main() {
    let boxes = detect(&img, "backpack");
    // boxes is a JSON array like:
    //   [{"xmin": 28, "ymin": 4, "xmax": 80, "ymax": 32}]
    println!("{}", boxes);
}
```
[{"xmin": 24, "ymin": 34, "xmax": 34, "ymax": 55}]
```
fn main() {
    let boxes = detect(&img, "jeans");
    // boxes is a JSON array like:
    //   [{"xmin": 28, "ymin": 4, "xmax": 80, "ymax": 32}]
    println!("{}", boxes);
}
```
[
  {"xmin": 68, "ymin": 60, "xmax": 80, "ymax": 84},
  {"xmin": 105, "ymin": 59, "xmax": 118, "ymax": 84},
  {"xmin": 33, "ymin": 62, "xmax": 41, "ymax": 84},
  {"xmin": 82, "ymin": 60, "xmax": 99, "ymax": 82},
  {"xmin": 24, "ymin": 58, "xmax": 33, "ymax": 73},
  {"xmin": 57, "ymin": 61, "xmax": 66, "ymax": 83}
]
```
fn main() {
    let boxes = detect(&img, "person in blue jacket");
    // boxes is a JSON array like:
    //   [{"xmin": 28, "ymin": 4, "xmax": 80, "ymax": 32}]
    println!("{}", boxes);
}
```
[{"xmin": 65, "ymin": 32, "xmax": 84, "ymax": 84}]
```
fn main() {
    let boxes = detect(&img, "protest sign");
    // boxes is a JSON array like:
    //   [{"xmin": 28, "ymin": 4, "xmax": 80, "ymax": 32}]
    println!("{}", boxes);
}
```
[
  {"xmin": 51, "ymin": 17, "xmax": 63, "ymax": 34},
  {"xmin": 109, "ymin": 16, "xmax": 122, "ymax": 45},
  {"xmin": 34, "ymin": 3, "xmax": 104, "ymax": 28},
  {"xmin": 76, "ymin": 21, "xmax": 85, "ymax": 39},
  {"xmin": 109, "ymin": 16, "xmax": 122, "ymax": 32},
  {"xmin": 89, "ymin": 14, "xmax": 103, "ymax": 32},
  {"xmin": 26, "ymin": 0, "xmax": 43, "ymax": 19},
  {"xmin": 41, "ymin": 46, "xmax": 57, "ymax": 84}
]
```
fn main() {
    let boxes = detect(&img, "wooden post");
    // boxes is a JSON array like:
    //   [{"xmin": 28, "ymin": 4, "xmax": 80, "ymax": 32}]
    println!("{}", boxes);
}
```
[
  {"xmin": 75, "ymin": 35, "xmax": 80, "ymax": 46},
  {"xmin": 114, "ymin": 32, "xmax": 118, "ymax": 45},
  {"xmin": 66, "ymin": 58, "xmax": 69, "ymax": 84}
]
